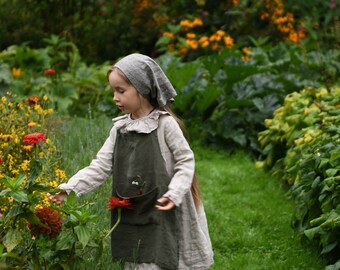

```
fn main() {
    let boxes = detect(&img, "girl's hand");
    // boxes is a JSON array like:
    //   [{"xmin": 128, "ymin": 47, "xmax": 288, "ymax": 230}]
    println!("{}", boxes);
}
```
[
  {"xmin": 155, "ymin": 197, "xmax": 175, "ymax": 211},
  {"xmin": 47, "ymin": 191, "xmax": 67, "ymax": 204}
]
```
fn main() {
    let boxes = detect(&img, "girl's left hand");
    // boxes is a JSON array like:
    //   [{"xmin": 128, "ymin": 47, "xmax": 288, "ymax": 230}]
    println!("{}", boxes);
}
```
[{"xmin": 155, "ymin": 197, "xmax": 175, "ymax": 211}]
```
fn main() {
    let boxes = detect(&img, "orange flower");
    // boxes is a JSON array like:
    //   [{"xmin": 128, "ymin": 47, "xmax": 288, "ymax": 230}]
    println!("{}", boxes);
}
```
[
  {"xmin": 27, "ymin": 95, "xmax": 40, "ymax": 105},
  {"xmin": 107, "ymin": 196, "xmax": 132, "ymax": 210},
  {"xmin": 23, "ymin": 132, "xmax": 46, "ymax": 145},
  {"xmin": 28, "ymin": 207, "xmax": 62, "ymax": 239},
  {"xmin": 12, "ymin": 68, "xmax": 22, "ymax": 77}
]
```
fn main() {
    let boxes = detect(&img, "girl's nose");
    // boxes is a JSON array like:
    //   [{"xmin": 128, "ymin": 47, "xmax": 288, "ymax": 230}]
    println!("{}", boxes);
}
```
[{"xmin": 113, "ymin": 93, "xmax": 119, "ymax": 102}]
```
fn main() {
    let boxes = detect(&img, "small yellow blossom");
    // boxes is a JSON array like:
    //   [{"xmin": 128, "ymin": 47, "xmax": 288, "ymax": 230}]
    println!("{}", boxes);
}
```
[
  {"xmin": 28, "ymin": 122, "xmax": 37, "ymax": 127},
  {"xmin": 186, "ymin": 32, "xmax": 196, "ymax": 39},
  {"xmin": 223, "ymin": 36, "xmax": 234, "ymax": 48},
  {"xmin": 163, "ymin": 32, "xmax": 174, "ymax": 39},
  {"xmin": 242, "ymin": 47, "xmax": 252, "ymax": 55},
  {"xmin": 12, "ymin": 68, "xmax": 22, "ymax": 77}
]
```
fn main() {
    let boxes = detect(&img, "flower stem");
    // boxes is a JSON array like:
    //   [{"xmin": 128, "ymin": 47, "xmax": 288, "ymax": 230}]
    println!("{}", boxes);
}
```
[{"xmin": 104, "ymin": 208, "xmax": 121, "ymax": 239}]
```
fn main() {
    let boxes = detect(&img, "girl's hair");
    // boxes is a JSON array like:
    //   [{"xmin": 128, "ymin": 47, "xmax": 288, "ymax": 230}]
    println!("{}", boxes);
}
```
[
  {"xmin": 107, "ymin": 67, "xmax": 201, "ymax": 209},
  {"xmin": 162, "ymin": 105, "xmax": 201, "ymax": 210}
]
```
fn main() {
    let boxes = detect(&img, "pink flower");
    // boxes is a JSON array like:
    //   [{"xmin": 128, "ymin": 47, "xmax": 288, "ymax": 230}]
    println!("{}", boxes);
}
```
[
  {"xmin": 0, "ymin": 213, "xmax": 3, "ymax": 219},
  {"xmin": 23, "ymin": 132, "xmax": 46, "ymax": 145},
  {"xmin": 44, "ymin": 69, "xmax": 56, "ymax": 75},
  {"xmin": 330, "ymin": 0, "xmax": 336, "ymax": 8}
]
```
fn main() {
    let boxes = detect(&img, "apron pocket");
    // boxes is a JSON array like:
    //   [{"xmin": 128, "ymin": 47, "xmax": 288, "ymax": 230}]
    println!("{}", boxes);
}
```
[{"xmin": 117, "ymin": 187, "xmax": 160, "ymax": 225}]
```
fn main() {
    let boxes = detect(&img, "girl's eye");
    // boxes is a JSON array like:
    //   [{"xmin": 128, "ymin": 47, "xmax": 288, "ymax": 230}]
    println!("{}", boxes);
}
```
[{"xmin": 115, "ymin": 88, "xmax": 124, "ymax": 94}]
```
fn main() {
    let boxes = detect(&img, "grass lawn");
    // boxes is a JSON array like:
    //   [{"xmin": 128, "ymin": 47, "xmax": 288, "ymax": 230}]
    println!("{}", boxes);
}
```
[{"xmin": 55, "ymin": 116, "xmax": 327, "ymax": 270}]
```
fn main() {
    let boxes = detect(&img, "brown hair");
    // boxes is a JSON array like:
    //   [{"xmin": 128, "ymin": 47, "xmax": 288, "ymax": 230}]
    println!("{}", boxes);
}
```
[
  {"xmin": 108, "ymin": 66, "xmax": 201, "ymax": 209},
  {"xmin": 162, "ymin": 105, "xmax": 201, "ymax": 210}
]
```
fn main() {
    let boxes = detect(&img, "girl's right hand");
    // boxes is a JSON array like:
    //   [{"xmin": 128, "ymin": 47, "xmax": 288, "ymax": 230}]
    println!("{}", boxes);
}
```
[{"xmin": 47, "ymin": 191, "xmax": 67, "ymax": 204}]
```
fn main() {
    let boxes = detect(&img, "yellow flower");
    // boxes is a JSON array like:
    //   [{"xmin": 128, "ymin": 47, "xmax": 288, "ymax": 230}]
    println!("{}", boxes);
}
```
[
  {"xmin": 1, "ymin": 96, "xmax": 7, "ymax": 102},
  {"xmin": 223, "ymin": 36, "xmax": 234, "ymax": 48},
  {"xmin": 186, "ymin": 32, "xmax": 196, "ymax": 39},
  {"xmin": 28, "ymin": 122, "xmax": 37, "ymax": 127},
  {"xmin": 242, "ymin": 47, "xmax": 252, "ymax": 55},
  {"xmin": 23, "ymin": 145, "xmax": 34, "ymax": 151},
  {"xmin": 12, "ymin": 68, "xmax": 22, "ymax": 77},
  {"xmin": 193, "ymin": 18, "xmax": 203, "ymax": 27},
  {"xmin": 186, "ymin": 39, "xmax": 199, "ymax": 50},
  {"xmin": 163, "ymin": 32, "xmax": 174, "ymax": 39},
  {"xmin": 241, "ymin": 56, "xmax": 251, "ymax": 62},
  {"xmin": 216, "ymin": 30, "xmax": 226, "ymax": 37}
]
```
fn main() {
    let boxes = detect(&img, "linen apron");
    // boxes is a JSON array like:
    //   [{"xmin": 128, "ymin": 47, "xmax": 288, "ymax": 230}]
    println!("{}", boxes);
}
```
[{"xmin": 110, "ymin": 129, "xmax": 179, "ymax": 270}]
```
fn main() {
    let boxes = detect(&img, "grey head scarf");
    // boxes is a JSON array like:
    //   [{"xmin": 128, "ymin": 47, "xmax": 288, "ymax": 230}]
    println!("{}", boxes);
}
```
[{"xmin": 113, "ymin": 53, "xmax": 177, "ymax": 107}]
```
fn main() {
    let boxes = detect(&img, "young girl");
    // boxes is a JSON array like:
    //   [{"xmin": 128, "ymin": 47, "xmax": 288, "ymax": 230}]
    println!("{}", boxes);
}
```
[{"xmin": 48, "ymin": 53, "xmax": 214, "ymax": 270}]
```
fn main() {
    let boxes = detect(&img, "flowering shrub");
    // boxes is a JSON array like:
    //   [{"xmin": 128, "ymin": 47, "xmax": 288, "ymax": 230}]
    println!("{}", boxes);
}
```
[
  {"xmin": 28, "ymin": 207, "xmax": 62, "ymax": 239},
  {"xmin": 257, "ymin": 86, "xmax": 340, "ymax": 265},
  {"xmin": 260, "ymin": 0, "xmax": 306, "ymax": 43},
  {"xmin": 158, "ymin": 17, "xmax": 235, "ymax": 59},
  {"xmin": 0, "ymin": 93, "xmax": 66, "ymax": 212}
]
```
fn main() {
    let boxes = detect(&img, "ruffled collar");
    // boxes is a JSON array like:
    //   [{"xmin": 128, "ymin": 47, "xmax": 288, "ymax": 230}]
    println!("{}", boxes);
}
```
[{"xmin": 112, "ymin": 110, "xmax": 169, "ymax": 134}]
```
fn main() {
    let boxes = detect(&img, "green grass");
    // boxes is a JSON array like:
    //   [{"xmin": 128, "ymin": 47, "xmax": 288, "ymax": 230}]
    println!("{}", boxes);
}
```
[{"xmin": 55, "ymin": 116, "xmax": 327, "ymax": 270}]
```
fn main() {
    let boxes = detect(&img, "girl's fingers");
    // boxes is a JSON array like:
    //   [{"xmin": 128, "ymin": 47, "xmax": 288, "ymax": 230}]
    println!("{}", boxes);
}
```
[{"xmin": 155, "ymin": 197, "xmax": 175, "ymax": 211}]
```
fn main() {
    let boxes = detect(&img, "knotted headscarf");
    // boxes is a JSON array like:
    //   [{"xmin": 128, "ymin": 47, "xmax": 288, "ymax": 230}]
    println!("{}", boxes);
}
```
[{"xmin": 113, "ymin": 53, "xmax": 177, "ymax": 107}]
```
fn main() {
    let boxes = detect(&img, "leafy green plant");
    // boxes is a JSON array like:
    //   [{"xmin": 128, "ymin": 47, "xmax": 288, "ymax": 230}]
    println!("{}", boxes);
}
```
[
  {"xmin": 159, "ymin": 42, "xmax": 339, "ymax": 155},
  {"xmin": 257, "ymin": 86, "xmax": 340, "ymax": 265},
  {"xmin": 0, "ymin": 169, "xmax": 105, "ymax": 269}
]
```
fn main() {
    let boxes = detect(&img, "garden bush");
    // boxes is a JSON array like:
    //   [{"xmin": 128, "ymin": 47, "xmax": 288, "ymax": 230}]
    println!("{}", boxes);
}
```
[
  {"xmin": 0, "ymin": 41, "xmax": 117, "ymax": 117},
  {"xmin": 0, "ymin": 0, "xmax": 339, "ymax": 62},
  {"xmin": 158, "ymin": 43, "xmax": 340, "ymax": 156},
  {"xmin": 0, "ymin": 94, "xmax": 107, "ymax": 269},
  {"xmin": 257, "ymin": 86, "xmax": 340, "ymax": 266}
]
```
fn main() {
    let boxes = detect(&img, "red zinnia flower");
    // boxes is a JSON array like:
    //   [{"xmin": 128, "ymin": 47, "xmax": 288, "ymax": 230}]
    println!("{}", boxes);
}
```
[
  {"xmin": 44, "ymin": 69, "xmax": 56, "ymax": 75},
  {"xmin": 28, "ymin": 207, "xmax": 62, "ymax": 239},
  {"xmin": 105, "ymin": 196, "xmax": 132, "ymax": 239},
  {"xmin": 23, "ymin": 132, "xmax": 46, "ymax": 145},
  {"xmin": 107, "ymin": 196, "xmax": 132, "ymax": 210}
]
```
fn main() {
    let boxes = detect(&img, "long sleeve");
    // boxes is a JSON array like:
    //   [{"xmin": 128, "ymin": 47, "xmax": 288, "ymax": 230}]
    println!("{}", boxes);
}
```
[
  {"xmin": 161, "ymin": 116, "xmax": 195, "ymax": 206},
  {"xmin": 58, "ymin": 126, "xmax": 117, "ymax": 196}
]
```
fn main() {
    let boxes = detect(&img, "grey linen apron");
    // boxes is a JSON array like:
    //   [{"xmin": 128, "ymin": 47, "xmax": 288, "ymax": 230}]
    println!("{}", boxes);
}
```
[{"xmin": 110, "ymin": 129, "xmax": 179, "ymax": 269}]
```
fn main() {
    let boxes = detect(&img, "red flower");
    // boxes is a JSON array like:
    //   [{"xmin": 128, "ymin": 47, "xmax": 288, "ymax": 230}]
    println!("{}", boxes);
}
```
[
  {"xmin": 0, "ymin": 157, "xmax": 3, "ymax": 163},
  {"xmin": 23, "ymin": 132, "xmax": 46, "ymax": 145},
  {"xmin": 107, "ymin": 196, "xmax": 132, "ymax": 210},
  {"xmin": 27, "ymin": 95, "xmax": 40, "ymax": 105},
  {"xmin": 28, "ymin": 207, "xmax": 62, "ymax": 239},
  {"xmin": 105, "ymin": 197, "xmax": 132, "ymax": 239},
  {"xmin": 44, "ymin": 69, "xmax": 56, "ymax": 75}
]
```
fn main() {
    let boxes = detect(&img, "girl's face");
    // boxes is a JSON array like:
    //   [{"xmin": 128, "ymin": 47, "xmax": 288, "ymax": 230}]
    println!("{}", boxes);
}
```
[{"xmin": 109, "ymin": 69, "xmax": 152, "ymax": 119}]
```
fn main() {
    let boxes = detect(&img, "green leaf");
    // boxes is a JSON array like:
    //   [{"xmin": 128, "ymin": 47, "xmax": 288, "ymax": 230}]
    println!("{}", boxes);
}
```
[
  {"xmin": 74, "ymin": 224, "xmax": 90, "ymax": 248},
  {"xmin": 27, "ymin": 159, "xmax": 43, "ymax": 185},
  {"xmin": 3, "ymin": 228, "xmax": 22, "ymax": 252},
  {"xmin": 321, "ymin": 242, "xmax": 338, "ymax": 255},
  {"xmin": 4, "ymin": 206, "xmax": 25, "ymax": 222},
  {"xmin": 11, "ymin": 190, "xmax": 29, "ymax": 203},
  {"xmin": 304, "ymin": 226, "xmax": 320, "ymax": 240},
  {"xmin": 56, "ymin": 233, "xmax": 75, "ymax": 251},
  {"xmin": 65, "ymin": 191, "xmax": 77, "ymax": 208},
  {"xmin": 326, "ymin": 168, "xmax": 338, "ymax": 177}
]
